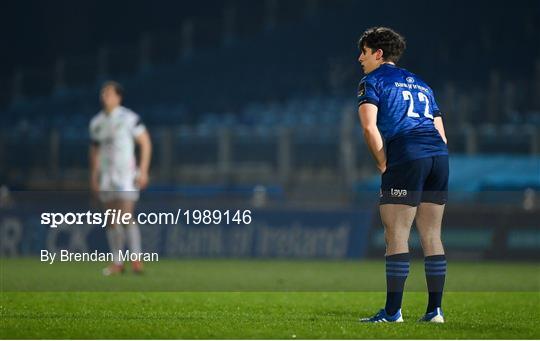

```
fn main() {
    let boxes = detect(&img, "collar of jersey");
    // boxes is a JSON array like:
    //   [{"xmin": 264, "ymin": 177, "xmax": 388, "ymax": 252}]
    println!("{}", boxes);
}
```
[{"xmin": 104, "ymin": 106, "xmax": 122, "ymax": 117}]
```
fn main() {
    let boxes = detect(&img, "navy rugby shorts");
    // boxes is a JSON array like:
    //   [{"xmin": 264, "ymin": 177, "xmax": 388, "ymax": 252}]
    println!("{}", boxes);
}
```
[{"xmin": 380, "ymin": 155, "xmax": 449, "ymax": 206}]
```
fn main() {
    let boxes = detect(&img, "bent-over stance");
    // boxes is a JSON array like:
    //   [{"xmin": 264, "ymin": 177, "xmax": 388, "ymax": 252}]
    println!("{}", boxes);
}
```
[{"xmin": 356, "ymin": 27, "xmax": 449, "ymax": 323}]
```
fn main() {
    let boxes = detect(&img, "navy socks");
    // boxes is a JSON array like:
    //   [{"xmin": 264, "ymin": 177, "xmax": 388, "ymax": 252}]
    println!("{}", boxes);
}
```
[
  {"xmin": 382, "ymin": 253, "xmax": 446, "ymax": 315},
  {"xmin": 385, "ymin": 253, "xmax": 410, "ymax": 315},
  {"xmin": 425, "ymin": 254, "xmax": 447, "ymax": 313}
]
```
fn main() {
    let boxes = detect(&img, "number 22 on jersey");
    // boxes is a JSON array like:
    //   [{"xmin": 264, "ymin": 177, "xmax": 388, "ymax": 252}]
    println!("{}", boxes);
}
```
[{"xmin": 402, "ymin": 90, "xmax": 433, "ymax": 119}]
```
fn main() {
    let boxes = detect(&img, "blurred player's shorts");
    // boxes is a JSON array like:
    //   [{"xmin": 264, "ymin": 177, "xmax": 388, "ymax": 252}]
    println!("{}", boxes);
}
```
[
  {"xmin": 99, "ymin": 190, "xmax": 140, "ymax": 202},
  {"xmin": 99, "ymin": 174, "xmax": 140, "ymax": 202}
]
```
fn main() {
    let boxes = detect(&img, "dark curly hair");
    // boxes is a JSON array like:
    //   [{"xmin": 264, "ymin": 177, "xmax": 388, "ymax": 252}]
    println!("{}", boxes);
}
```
[
  {"xmin": 101, "ymin": 80, "xmax": 124, "ymax": 98},
  {"xmin": 358, "ymin": 27, "xmax": 406, "ymax": 63}
]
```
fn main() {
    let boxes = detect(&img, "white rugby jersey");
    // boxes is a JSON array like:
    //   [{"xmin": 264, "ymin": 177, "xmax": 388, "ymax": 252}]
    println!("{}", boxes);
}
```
[{"xmin": 89, "ymin": 106, "xmax": 146, "ymax": 190}]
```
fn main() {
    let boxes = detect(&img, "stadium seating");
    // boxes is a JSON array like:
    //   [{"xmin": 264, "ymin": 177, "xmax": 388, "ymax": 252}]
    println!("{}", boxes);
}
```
[{"xmin": 1, "ymin": 1, "xmax": 538, "ymax": 192}]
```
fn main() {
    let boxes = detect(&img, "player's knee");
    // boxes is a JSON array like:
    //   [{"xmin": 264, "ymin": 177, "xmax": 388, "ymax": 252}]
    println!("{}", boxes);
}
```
[
  {"xmin": 420, "ymin": 235, "xmax": 443, "ymax": 250},
  {"xmin": 385, "ymin": 234, "xmax": 408, "ymax": 250}
]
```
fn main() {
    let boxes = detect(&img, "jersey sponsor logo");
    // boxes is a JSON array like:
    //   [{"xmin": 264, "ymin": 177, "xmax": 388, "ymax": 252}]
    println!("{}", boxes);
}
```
[
  {"xmin": 394, "ymin": 81, "xmax": 429, "ymax": 93},
  {"xmin": 406, "ymin": 77, "xmax": 415, "ymax": 83},
  {"xmin": 390, "ymin": 188, "xmax": 408, "ymax": 197}
]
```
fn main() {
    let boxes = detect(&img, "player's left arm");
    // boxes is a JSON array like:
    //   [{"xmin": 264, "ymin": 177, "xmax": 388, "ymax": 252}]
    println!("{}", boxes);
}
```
[
  {"xmin": 129, "ymin": 113, "xmax": 152, "ymax": 189},
  {"xmin": 135, "ymin": 130, "xmax": 152, "ymax": 189},
  {"xmin": 358, "ymin": 103, "xmax": 387, "ymax": 173},
  {"xmin": 357, "ymin": 78, "xmax": 386, "ymax": 172}
]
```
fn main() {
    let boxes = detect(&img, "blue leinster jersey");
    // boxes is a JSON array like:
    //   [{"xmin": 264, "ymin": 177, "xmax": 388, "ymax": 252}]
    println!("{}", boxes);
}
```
[{"xmin": 357, "ymin": 64, "xmax": 448, "ymax": 167}]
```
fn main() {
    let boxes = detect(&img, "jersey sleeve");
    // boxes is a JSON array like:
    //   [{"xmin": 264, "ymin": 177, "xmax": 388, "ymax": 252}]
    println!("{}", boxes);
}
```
[
  {"xmin": 357, "ymin": 77, "xmax": 380, "ymax": 107},
  {"xmin": 130, "ymin": 113, "xmax": 146, "ymax": 138},
  {"xmin": 430, "ymin": 90, "xmax": 442, "ymax": 117}
]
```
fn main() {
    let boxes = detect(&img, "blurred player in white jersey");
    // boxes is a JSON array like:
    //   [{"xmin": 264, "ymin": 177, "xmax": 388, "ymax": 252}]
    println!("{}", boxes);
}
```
[{"xmin": 89, "ymin": 81, "xmax": 152, "ymax": 275}]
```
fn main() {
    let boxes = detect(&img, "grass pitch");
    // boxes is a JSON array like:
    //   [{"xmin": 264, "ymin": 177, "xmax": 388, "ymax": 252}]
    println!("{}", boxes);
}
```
[{"xmin": 1, "ymin": 259, "xmax": 539, "ymax": 339}]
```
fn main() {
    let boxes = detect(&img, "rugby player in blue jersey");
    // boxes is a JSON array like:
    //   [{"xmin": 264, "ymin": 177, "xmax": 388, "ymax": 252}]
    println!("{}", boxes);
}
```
[{"xmin": 356, "ymin": 27, "xmax": 448, "ymax": 323}]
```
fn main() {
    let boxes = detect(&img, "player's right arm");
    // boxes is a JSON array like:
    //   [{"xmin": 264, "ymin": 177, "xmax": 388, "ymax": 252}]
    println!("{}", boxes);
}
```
[
  {"xmin": 429, "ymin": 89, "xmax": 448, "ymax": 145},
  {"xmin": 89, "ymin": 117, "xmax": 101, "ymax": 193},
  {"xmin": 434, "ymin": 117, "xmax": 448, "ymax": 144},
  {"xmin": 358, "ymin": 103, "xmax": 387, "ymax": 173},
  {"xmin": 89, "ymin": 143, "xmax": 100, "ymax": 193}
]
